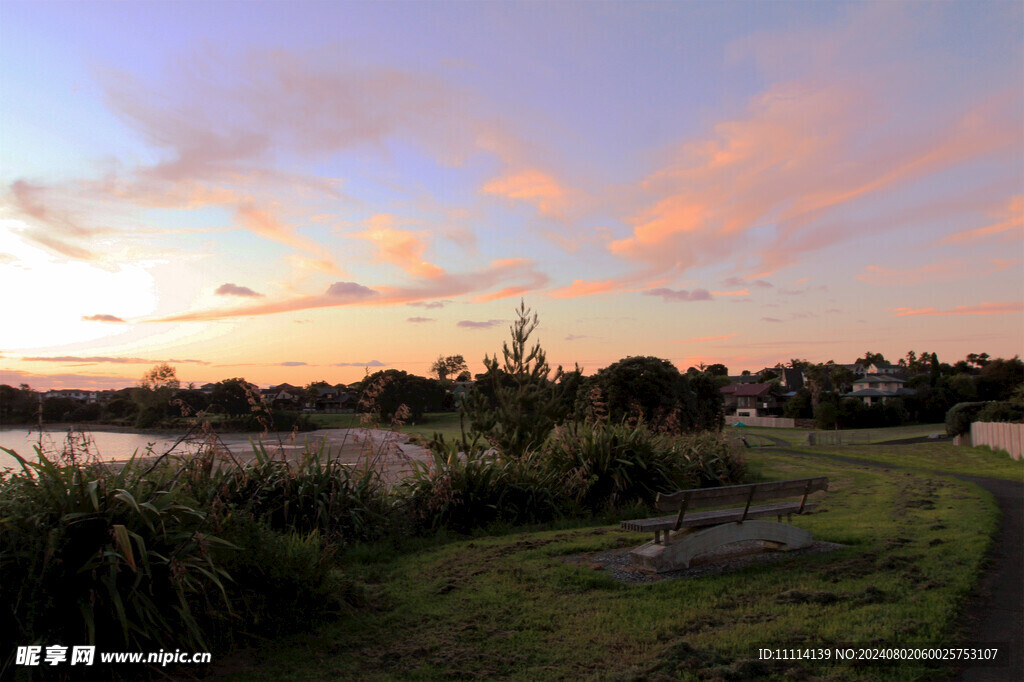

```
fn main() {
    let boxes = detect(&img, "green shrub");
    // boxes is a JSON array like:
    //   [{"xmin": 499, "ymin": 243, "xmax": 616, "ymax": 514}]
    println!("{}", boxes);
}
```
[
  {"xmin": 214, "ymin": 516, "xmax": 344, "ymax": 638},
  {"xmin": 976, "ymin": 400, "xmax": 1024, "ymax": 424},
  {"xmin": 945, "ymin": 401, "xmax": 989, "ymax": 436}
]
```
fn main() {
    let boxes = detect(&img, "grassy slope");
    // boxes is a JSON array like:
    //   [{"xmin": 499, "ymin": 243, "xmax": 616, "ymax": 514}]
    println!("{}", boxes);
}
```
[{"xmin": 216, "ymin": 448, "xmax": 999, "ymax": 681}]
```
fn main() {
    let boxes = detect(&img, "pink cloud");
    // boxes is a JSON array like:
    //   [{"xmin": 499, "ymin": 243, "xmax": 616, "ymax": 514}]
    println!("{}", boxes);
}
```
[
  {"xmin": 481, "ymin": 169, "xmax": 572, "ymax": 218},
  {"xmin": 940, "ymin": 195, "xmax": 1023, "ymax": 245},
  {"xmin": 857, "ymin": 260, "xmax": 964, "ymax": 286},
  {"xmin": 644, "ymin": 288, "xmax": 712, "ymax": 302},
  {"xmin": 889, "ymin": 302, "xmax": 1024, "ymax": 317},
  {"xmin": 547, "ymin": 279, "xmax": 624, "ymax": 300},
  {"xmin": 606, "ymin": 53, "xmax": 1020, "ymax": 282},
  {"xmin": 81, "ymin": 314, "xmax": 126, "ymax": 323},
  {"xmin": 152, "ymin": 259, "xmax": 548, "ymax": 322},
  {"xmin": 215, "ymin": 283, "xmax": 263, "ymax": 297},
  {"xmin": 457, "ymin": 319, "xmax": 503, "ymax": 329},
  {"xmin": 351, "ymin": 215, "xmax": 445, "ymax": 279},
  {"xmin": 22, "ymin": 356, "xmax": 208, "ymax": 364},
  {"xmin": 236, "ymin": 203, "xmax": 341, "ymax": 268}
]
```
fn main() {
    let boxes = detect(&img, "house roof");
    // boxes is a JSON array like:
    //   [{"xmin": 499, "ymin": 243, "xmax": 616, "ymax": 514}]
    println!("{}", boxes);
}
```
[
  {"xmin": 782, "ymin": 368, "xmax": 804, "ymax": 390},
  {"xmin": 855, "ymin": 375, "xmax": 906, "ymax": 384},
  {"xmin": 722, "ymin": 383, "xmax": 772, "ymax": 397}
]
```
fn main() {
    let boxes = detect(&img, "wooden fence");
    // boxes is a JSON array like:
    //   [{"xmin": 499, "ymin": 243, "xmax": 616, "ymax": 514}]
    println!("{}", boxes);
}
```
[{"xmin": 968, "ymin": 421, "xmax": 1024, "ymax": 460}]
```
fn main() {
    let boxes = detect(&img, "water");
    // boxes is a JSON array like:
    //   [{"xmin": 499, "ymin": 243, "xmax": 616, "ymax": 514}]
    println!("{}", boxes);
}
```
[{"xmin": 0, "ymin": 428, "xmax": 200, "ymax": 471}]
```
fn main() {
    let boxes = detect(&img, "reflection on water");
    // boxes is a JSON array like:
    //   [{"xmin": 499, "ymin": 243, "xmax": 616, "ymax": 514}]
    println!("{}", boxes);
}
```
[
  {"xmin": 0, "ymin": 428, "xmax": 207, "ymax": 470},
  {"xmin": 0, "ymin": 427, "xmax": 337, "ymax": 471}
]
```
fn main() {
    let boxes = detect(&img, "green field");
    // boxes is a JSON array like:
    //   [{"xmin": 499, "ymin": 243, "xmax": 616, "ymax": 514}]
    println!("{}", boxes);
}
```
[
  {"xmin": 211, "ymin": 439, "xmax": 1011, "ymax": 681},
  {"xmin": 307, "ymin": 411, "xmax": 465, "ymax": 441},
  {"xmin": 727, "ymin": 423, "xmax": 953, "ymax": 447}
]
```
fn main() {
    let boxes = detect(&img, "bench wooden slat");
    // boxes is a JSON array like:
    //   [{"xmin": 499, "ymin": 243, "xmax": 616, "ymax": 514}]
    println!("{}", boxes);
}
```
[
  {"xmin": 654, "ymin": 477, "xmax": 828, "ymax": 512},
  {"xmin": 621, "ymin": 501, "xmax": 817, "ymax": 533}
]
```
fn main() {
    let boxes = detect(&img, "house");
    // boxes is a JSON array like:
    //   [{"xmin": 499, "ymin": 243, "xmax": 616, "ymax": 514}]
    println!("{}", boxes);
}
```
[
  {"xmin": 262, "ymin": 383, "xmax": 303, "ymax": 409},
  {"xmin": 720, "ymin": 383, "xmax": 778, "ymax": 417},
  {"xmin": 311, "ymin": 387, "xmax": 357, "ymax": 412},
  {"xmin": 42, "ymin": 389, "xmax": 99, "ymax": 403},
  {"xmin": 862, "ymin": 362, "xmax": 900, "ymax": 376},
  {"xmin": 849, "ymin": 361, "xmax": 900, "ymax": 376},
  {"xmin": 845, "ymin": 375, "xmax": 916, "ymax": 406}
]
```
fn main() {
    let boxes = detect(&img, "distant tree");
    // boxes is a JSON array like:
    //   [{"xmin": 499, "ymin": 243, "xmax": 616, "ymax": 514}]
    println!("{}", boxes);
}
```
[
  {"xmin": 587, "ymin": 355, "xmax": 722, "ymax": 432},
  {"xmin": 976, "ymin": 356, "xmax": 1024, "ymax": 401},
  {"xmin": 592, "ymin": 356, "xmax": 683, "ymax": 426},
  {"xmin": 0, "ymin": 384, "xmax": 37, "ymax": 424},
  {"xmin": 42, "ymin": 397, "xmax": 78, "ymax": 422},
  {"xmin": 455, "ymin": 370, "xmax": 472, "ymax": 382},
  {"xmin": 783, "ymin": 388, "xmax": 813, "ymax": 419},
  {"xmin": 856, "ymin": 352, "xmax": 886, "ymax": 367},
  {"xmin": 705, "ymin": 363, "xmax": 729, "ymax": 376},
  {"xmin": 172, "ymin": 388, "xmax": 211, "ymax": 415},
  {"xmin": 210, "ymin": 378, "xmax": 259, "ymax": 418},
  {"xmin": 358, "ymin": 369, "xmax": 445, "ymax": 421},
  {"xmin": 430, "ymin": 355, "xmax": 469, "ymax": 382},
  {"xmin": 140, "ymin": 363, "xmax": 180, "ymax": 391},
  {"xmin": 967, "ymin": 352, "xmax": 991, "ymax": 369},
  {"xmin": 133, "ymin": 364, "xmax": 180, "ymax": 426}
]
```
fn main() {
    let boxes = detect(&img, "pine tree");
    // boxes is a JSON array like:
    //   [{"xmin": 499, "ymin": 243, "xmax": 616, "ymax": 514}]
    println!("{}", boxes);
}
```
[{"xmin": 461, "ymin": 301, "xmax": 565, "ymax": 458}]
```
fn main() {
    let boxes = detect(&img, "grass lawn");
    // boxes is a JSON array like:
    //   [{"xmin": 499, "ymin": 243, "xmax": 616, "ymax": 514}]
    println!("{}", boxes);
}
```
[
  {"xmin": 783, "ymin": 442, "xmax": 1024, "ymax": 482},
  {"xmin": 306, "ymin": 412, "xmax": 465, "ymax": 442},
  {"xmin": 727, "ymin": 423, "xmax": 951, "ymax": 448},
  {"xmin": 214, "ymin": 448, "xmax": 999, "ymax": 681}
]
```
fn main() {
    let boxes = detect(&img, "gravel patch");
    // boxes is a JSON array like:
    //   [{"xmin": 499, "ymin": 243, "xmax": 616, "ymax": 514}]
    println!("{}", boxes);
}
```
[{"xmin": 560, "ymin": 540, "xmax": 846, "ymax": 584}]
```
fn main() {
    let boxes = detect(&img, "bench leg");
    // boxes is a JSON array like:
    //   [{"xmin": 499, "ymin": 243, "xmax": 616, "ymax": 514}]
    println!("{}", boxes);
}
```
[{"xmin": 629, "ymin": 521, "xmax": 813, "ymax": 573}]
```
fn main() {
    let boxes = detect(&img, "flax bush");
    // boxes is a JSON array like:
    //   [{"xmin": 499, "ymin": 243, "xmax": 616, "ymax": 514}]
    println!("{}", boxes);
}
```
[
  {"xmin": 0, "ymin": 448, "xmax": 230, "ymax": 659},
  {"xmin": 543, "ymin": 421, "xmax": 745, "ymax": 512},
  {"xmin": 398, "ymin": 433, "xmax": 562, "ymax": 533},
  {"xmin": 197, "ymin": 443, "xmax": 393, "ymax": 545}
]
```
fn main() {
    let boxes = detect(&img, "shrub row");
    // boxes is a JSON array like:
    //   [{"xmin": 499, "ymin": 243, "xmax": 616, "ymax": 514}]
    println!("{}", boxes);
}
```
[{"xmin": 401, "ymin": 421, "xmax": 745, "ymax": 532}]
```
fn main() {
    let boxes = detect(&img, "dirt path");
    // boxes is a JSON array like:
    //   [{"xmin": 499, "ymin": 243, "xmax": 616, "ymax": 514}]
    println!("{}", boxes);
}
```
[{"xmin": 767, "ymin": 447, "xmax": 1023, "ymax": 680}]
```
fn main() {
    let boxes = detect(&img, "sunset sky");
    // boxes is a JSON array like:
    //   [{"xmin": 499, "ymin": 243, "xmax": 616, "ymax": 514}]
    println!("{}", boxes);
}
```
[{"xmin": 1, "ymin": 0, "xmax": 1022, "ymax": 391}]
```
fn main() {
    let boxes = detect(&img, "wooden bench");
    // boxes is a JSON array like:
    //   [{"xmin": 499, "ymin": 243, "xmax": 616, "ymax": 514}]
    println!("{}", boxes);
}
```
[{"xmin": 621, "ymin": 477, "xmax": 828, "ymax": 573}]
